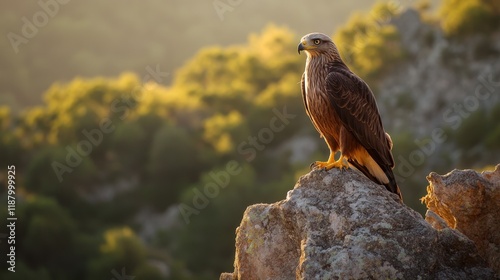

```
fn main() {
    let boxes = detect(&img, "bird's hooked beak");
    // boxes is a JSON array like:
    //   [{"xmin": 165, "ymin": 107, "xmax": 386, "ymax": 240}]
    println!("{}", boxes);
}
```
[{"xmin": 298, "ymin": 41, "xmax": 306, "ymax": 54}]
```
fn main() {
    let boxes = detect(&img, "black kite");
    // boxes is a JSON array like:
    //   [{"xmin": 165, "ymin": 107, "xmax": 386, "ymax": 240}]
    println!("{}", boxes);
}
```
[{"xmin": 298, "ymin": 32, "xmax": 402, "ymax": 201}]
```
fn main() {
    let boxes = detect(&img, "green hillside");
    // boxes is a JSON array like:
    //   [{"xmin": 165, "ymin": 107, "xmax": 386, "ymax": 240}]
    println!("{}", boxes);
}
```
[{"xmin": 0, "ymin": 1, "xmax": 499, "ymax": 279}]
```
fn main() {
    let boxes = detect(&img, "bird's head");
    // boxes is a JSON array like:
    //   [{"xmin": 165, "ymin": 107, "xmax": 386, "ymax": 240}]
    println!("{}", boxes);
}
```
[{"xmin": 298, "ymin": 33, "xmax": 339, "ymax": 59}]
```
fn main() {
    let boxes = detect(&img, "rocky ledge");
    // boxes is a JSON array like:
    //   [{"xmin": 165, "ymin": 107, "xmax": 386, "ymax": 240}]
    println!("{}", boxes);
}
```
[
  {"xmin": 423, "ymin": 165, "xmax": 500, "ymax": 276},
  {"xmin": 221, "ymin": 165, "xmax": 500, "ymax": 280}
]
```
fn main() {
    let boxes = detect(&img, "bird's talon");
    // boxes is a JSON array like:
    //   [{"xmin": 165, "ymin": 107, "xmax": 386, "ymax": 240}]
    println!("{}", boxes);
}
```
[
  {"xmin": 309, "ymin": 162, "xmax": 317, "ymax": 170},
  {"xmin": 310, "ymin": 158, "xmax": 349, "ymax": 171}
]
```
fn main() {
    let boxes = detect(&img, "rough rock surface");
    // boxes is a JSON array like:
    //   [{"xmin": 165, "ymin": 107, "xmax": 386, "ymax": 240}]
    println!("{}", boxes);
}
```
[
  {"xmin": 221, "ymin": 168, "xmax": 496, "ymax": 280},
  {"xmin": 422, "ymin": 164, "xmax": 500, "ymax": 276}
]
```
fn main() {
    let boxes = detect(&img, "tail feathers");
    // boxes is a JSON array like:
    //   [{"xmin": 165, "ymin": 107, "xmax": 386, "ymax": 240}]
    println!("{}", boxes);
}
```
[
  {"xmin": 347, "ymin": 159, "xmax": 379, "ymax": 183},
  {"xmin": 348, "ymin": 159, "xmax": 403, "ymax": 202},
  {"xmin": 383, "ymin": 169, "xmax": 403, "ymax": 202}
]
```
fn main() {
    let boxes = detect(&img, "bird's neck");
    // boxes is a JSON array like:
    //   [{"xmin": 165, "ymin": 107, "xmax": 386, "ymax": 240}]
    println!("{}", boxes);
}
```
[
  {"xmin": 306, "ymin": 52, "xmax": 348, "ymax": 75},
  {"xmin": 306, "ymin": 52, "xmax": 333, "ymax": 62},
  {"xmin": 306, "ymin": 54, "xmax": 335, "ymax": 77}
]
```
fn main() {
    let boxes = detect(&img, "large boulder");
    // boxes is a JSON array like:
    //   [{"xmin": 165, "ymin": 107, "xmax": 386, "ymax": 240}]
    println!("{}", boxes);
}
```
[
  {"xmin": 423, "ymin": 164, "xmax": 500, "ymax": 276},
  {"xmin": 221, "ymin": 168, "xmax": 496, "ymax": 279}
]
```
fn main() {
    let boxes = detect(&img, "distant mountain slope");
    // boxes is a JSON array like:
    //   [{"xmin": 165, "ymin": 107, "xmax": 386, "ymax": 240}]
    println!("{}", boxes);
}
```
[{"xmin": 375, "ymin": 8, "xmax": 500, "ymax": 191}]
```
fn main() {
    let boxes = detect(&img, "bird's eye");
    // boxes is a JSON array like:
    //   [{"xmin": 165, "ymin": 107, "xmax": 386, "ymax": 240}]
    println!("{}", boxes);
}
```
[{"xmin": 313, "ymin": 39, "xmax": 321, "ymax": 45}]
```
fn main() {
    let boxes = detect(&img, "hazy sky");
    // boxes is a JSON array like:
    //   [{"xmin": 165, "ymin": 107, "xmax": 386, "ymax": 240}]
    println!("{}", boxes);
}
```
[{"xmin": 1, "ymin": 0, "xmax": 433, "ymax": 107}]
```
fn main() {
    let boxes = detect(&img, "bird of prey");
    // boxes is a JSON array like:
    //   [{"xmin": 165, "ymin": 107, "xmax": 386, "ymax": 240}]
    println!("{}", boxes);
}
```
[{"xmin": 298, "ymin": 32, "xmax": 402, "ymax": 201}]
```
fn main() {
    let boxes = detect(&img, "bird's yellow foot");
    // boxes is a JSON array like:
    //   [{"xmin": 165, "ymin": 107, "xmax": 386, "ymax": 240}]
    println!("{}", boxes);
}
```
[{"xmin": 310, "ymin": 157, "xmax": 349, "ymax": 171}]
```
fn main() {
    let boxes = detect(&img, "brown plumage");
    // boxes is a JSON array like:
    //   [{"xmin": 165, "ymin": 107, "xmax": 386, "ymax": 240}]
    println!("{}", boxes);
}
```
[{"xmin": 298, "ymin": 32, "xmax": 402, "ymax": 201}]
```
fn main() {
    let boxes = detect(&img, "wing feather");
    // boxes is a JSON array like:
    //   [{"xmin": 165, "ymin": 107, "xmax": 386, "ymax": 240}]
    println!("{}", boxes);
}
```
[{"xmin": 325, "ymin": 63, "xmax": 394, "ymax": 168}]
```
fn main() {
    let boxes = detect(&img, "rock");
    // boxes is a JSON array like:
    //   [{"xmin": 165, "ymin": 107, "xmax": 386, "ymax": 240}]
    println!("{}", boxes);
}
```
[
  {"xmin": 379, "ymin": 8, "xmax": 500, "ymax": 141},
  {"xmin": 221, "ymin": 168, "xmax": 496, "ymax": 280},
  {"xmin": 391, "ymin": 9, "xmax": 428, "ymax": 56},
  {"xmin": 422, "ymin": 164, "xmax": 500, "ymax": 276}
]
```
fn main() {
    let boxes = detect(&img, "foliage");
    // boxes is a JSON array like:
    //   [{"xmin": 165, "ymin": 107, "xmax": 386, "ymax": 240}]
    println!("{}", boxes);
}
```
[
  {"xmin": 87, "ymin": 227, "xmax": 154, "ymax": 279},
  {"xmin": 203, "ymin": 111, "xmax": 246, "ymax": 154},
  {"xmin": 0, "ymin": 0, "xmax": 376, "ymax": 109},
  {"xmin": 0, "ymin": 196, "xmax": 90, "ymax": 279},
  {"xmin": 439, "ymin": 0, "xmax": 500, "ymax": 37},
  {"xmin": 0, "ymin": 106, "xmax": 23, "ymax": 167},
  {"xmin": 334, "ymin": 2, "xmax": 404, "ymax": 82},
  {"xmin": 452, "ymin": 103, "xmax": 500, "ymax": 166},
  {"xmin": 1, "ymin": 3, "xmax": 499, "ymax": 279},
  {"xmin": 0, "ymin": 23, "xmax": 310, "ymax": 279}
]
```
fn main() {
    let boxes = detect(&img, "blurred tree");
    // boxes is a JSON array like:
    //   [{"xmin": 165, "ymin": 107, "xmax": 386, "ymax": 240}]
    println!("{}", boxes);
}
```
[
  {"xmin": 390, "ymin": 132, "xmax": 428, "ymax": 213},
  {"xmin": 146, "ymin": 124, "xmax": 202, "ymax": 209},
  {"xmin": 451, "ymin": 104, "xmax": 500, "ymax": 166},
  {"xmin": 10, "ymin": 196, "xmax": 91, "ymax": 280},
  {"xmin": 110, "ymin": 121, "xmax": 148, "ymax": 172},
  {"xmin": 24, "ymin": 146, "xmax": 97, "ymax": 199},
  {"xmin": 454, "ymin": 109, "xmax": 488, "ymax": 149},
  {"xmin": 247, "ymin": 24, "xmax": 303, "ymax": 77},
  {"xmin": 334, "ymin": 2, "xmax": 404, "ymax": 82},
  {"xmin": 175, "ymin": 163, "xmax": 257, "ymax": 277},
  {"xmin": 133, "ymin": 263, "xmax": 166, "ymax": 280},
  {"xmin": 439, "ymin": 0, "xmax": 500, "ymax": 37},
  {"xmin": 0, "ymin": 262, "xmax": 51, "ymax": 280},
  {"xmin": 0, "ymin": 106, "xmax": 23, "ymax": 168},
  {"xmin": 203, "ymin": 111, "xmax": 247, "ymax": 154},
  {"xmin": 173, "ymin": 47, "xmax": 260, "ymax": 118},
  {"xmin": 486, "ymin": 104, "xmax": 500, "ymax": 149},
  {"xmin": 87, "ymin": 227, "xmax": 146, "ymax": 280}
]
